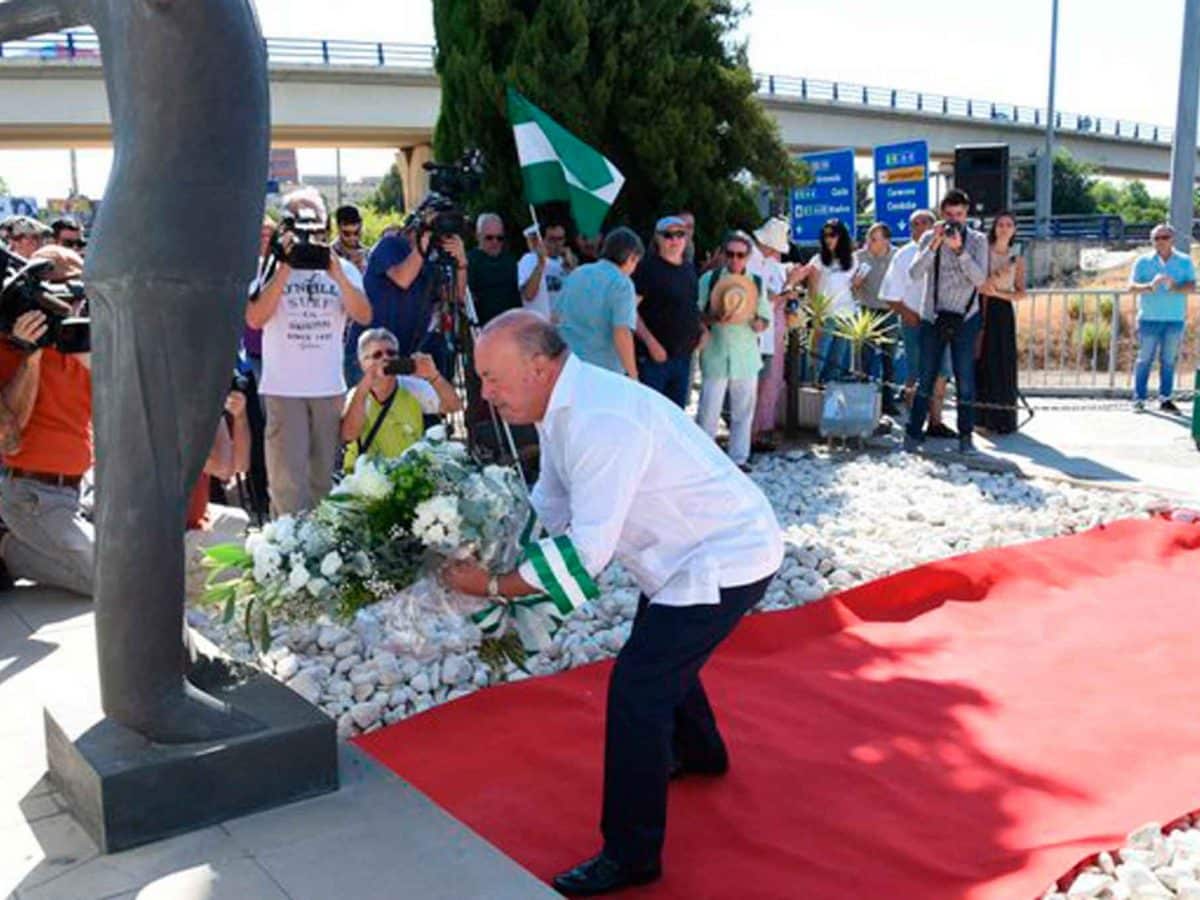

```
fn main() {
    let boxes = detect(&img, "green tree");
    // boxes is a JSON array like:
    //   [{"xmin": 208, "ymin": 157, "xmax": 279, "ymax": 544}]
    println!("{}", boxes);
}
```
[
  {"xmin": 431, "ymin": 0, "xmax": 803, "ymax": 251},
  {"xmin": 0, "ymin": 175, "xmax": 9, "ymax": 195},
  {"xmin": 368, "ymin": 163, "xmax": 405, "ymax": 215},
  {"xmin": 1091, "ymin": 179, "xmax": 1168, "ymax": 224},
  {"xmin": 1012, "ymin": 149, "xmax": 1097, "ymax": 215},
  {"xmin": 856, "ymin": 173, "xmax": 873, "ymax": 218}
]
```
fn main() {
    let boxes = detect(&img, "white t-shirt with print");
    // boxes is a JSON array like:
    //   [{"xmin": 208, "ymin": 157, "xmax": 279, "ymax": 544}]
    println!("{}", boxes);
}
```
[
  {"xmin": 259, "ymin": 256, "xmax": 364, "ymax": 398},
  {"xmin": 517, "ymin": 253, "xmax": 567, "ymax": 319},
  {"xmin": 810, "ymin": 256, "xmax": 857, "ymax": 317}
]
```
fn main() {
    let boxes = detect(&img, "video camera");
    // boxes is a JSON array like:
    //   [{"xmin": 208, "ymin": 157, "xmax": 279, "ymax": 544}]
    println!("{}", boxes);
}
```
[
  {"xmin": 270, "ymin": 207, "xmax": 331, "ymax": 271},
  {"xmin": 0, "ymin": 247, "xmax": 90, "ymax": 354},
  {"xmin": 408, "ymin": 149, "xmax": 485, "ymax": 293}
]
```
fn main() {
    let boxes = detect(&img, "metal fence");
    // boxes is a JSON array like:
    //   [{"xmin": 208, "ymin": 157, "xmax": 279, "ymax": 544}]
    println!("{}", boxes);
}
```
[{"xmin": 1017, "ymin": 290, "xmax": 1200, "ymax": 390}]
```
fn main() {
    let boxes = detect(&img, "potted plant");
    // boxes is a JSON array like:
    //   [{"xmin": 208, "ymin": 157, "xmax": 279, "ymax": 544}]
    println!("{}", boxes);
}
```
[
  {"xmin": 818, "ymin": 309, "xmax": 894, "ymax": 440},
  {"xmin": 789, "ymin": 290, "xmax": 834, "ymax": 429}
]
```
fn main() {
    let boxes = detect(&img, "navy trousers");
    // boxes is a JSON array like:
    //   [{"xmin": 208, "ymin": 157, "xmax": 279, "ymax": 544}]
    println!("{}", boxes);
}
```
[{"xmin": 600, "ymin": 574, "xmax": 775, "ymax": 867}]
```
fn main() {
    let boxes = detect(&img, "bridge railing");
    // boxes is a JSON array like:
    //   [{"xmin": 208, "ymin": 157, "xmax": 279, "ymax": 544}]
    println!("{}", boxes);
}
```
[
  {"xmin": 757, "ymin": 73, "xmax": 1172, "ymax": 145},
  {"xmin": 0, "ymin": 29, "xmax": 1173, "ymax": 145}
]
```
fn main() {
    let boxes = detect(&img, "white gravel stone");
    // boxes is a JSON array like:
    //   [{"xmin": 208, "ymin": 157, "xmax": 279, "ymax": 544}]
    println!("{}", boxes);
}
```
[
  {"xmin": 317, "ymin": 625, "xmax": 350, "ymax": 650},
  {"xmin": 333, "ymin": 638, "xmax": 358, "ymax": 659},
  {"xmin": 274, "ymin": 654, "xmax": 299, "ymax": 681},
  {"xmin": 286, "ymin": 670, "xmax": 322, "ymax": 705},
  {"xmin": 350, "ymin": 700, "xmax": 384, "ymax": 730}
]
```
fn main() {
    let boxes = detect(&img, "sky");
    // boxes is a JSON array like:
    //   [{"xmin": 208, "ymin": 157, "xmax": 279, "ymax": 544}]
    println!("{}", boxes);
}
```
[{"xmin": 0, "ymin": 0, "xmax": 1188, "ymax": 202}]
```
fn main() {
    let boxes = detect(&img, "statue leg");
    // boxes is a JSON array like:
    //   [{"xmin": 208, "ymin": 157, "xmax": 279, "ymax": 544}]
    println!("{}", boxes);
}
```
[{"xmin": 89, "ymin": 278, "xmax": 261, "ymax": 743}]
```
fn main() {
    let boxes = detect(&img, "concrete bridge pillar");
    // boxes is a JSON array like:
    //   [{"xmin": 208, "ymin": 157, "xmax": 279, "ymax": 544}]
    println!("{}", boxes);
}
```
[{"xmin": 396, "ymin": 143, "xmax": 432, "ymax": 213}]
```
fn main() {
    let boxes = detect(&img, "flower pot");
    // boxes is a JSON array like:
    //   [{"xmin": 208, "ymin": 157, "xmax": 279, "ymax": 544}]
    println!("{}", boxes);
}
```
[{"xmin": 818, "ymin": 381, "xmax": 881, "ymax": 440}]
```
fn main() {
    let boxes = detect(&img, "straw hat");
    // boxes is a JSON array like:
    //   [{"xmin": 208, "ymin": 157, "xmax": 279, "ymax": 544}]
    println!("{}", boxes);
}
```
[
  {"xmin": 708, "ymin": 273, "xmax": 759, "ymax": 325},
  {"xmin": 753, "ymin": 217, "xmax": 791, "ymax": 255}
]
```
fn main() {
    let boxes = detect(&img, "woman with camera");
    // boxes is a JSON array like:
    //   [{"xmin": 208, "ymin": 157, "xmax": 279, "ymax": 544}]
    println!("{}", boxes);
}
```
[
  {"xmin": 341, "ymin": 328, "xmax": 462, "ymax": 470},
  {"xmin": 975, "ymin": 211, "xmax": 1027, "ymax": 434}
]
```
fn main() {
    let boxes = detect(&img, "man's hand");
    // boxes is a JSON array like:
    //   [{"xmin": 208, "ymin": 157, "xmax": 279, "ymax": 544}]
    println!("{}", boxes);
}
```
[
  {"xmin": 647, "ymin": 337, "xmax": 668, "ymax": 364},
  {"xmin": 533, "ymin": 235, "xmax": 548, "ymax": 264},
  {"xmin": 944, "ymin": 226, "xmax": 964, "ymax": 254},
  {"xmin": 930, "ymin": 222, "xmax": 946, "ymax": 250},
  {"xmin": 899, "ymin": 307, "xmax": 921, "ymax": 329},
  {"xmin": 10, "ymin": 310, "xmax": 48, "ymax": 353},
  {"xmin": 412, "ymin": 352, "xmax": 439, "ymax": 381},
  {"xmin": 1152, "ymin": 273, "xmax": 1174, "ymax": 290},
  {"xmin": 441, "ymin": 235, "xmax": 467, "ymax": 269},
  {"xmin": 440, "ymin": 559, "xmax": 491, "ymax": 597}
]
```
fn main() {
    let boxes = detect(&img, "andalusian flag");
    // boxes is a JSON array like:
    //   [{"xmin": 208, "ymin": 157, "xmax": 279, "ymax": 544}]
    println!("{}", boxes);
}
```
[{"xmin": 506, "ymin": 87, "xmax": 625, "ymax": 237}]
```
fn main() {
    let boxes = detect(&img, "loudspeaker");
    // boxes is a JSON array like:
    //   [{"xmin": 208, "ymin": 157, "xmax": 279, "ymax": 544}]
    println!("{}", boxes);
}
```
[{"xmin": 953, "ymin": 144, "xmax": 1010, "ymax": 217}]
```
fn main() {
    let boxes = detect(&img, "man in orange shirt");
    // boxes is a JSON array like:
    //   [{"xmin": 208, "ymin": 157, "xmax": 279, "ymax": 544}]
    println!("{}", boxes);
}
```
[{"xmin": 0, "ymin": 248, "xmax": 93, "ymax": 595}]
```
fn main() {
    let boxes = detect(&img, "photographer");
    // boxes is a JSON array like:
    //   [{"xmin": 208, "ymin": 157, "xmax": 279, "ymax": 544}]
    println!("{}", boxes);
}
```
[
  {"xmin": 341, "ymin": 328, "xmax": 462, "ymax": 469},
  {"xmin": 246, "ymin": 188, "xmax": 371, "ymax": 516},
  {"xmin": 904, "ymin": 188, "xmax": 989, "ymax": 455},
  {"xmin": 0, "ymin": 245, "xmax": 93, "ymax": 596},
  {"xmin": 352, "ymin": 218, "xmax": 467, "ymax": 385}
]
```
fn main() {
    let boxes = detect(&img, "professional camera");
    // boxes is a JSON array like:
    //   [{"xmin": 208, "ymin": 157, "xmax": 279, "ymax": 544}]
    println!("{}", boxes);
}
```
[
  {"xmin": 382, "ymin": 356, "xmax": 417, "ymax": 377},
  {"xmin": 270, "ymin": 208, "xmax": 331, "ymax": 271},
  {"xmin": 408, "ymin": 148, "xmax": 485, "ymax": 292},
  {"xmin": 942, "ymin": 220, "xmax": 967, "ymax": 242},
  {"xmin": 0, "ymin": 247, "xmax": 90, "ymax": 353}
]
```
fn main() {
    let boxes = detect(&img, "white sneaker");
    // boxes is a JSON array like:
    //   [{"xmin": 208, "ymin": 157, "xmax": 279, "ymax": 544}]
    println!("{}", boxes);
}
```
[{"xmin": 1132, "ymin": 400, "xmax": 1146, "ymax": 413}]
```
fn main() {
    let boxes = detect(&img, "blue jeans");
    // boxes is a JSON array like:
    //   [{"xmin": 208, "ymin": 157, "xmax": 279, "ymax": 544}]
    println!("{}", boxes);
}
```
[
  {"xmin": 816, "ymin": 324, "xmax": 851, "ymax": 383},
  {"xmin": 639, "ymin": 354, "xmax": 691, "ymax": 409},
  {"xmin": 862, "ymin": 311, "xmax": 899, "ymax": 408},
  {"xmin": 1134, "ymin": 320, "xmax": 1185, "ymax": 401},
  {"xmin": 906, "ymin": 315, "xmax": 983, "ymax": 442}
]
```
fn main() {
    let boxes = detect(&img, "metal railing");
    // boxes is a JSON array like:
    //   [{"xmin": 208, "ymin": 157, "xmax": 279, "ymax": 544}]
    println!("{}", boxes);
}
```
[
  {"xmin": 0, "ymin": 28, "xmax": 436, "ymax": 69},
  {"xmin": 0, "ymin": 29, "xmax": 1174, "ymax": 145},
  {"xmin": 1018, "ymin": 290, "xmax": 1200, "ymax": 390}
]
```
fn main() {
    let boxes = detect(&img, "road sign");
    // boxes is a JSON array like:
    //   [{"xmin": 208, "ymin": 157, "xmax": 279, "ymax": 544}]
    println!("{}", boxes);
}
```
[
  {"xmin": 873, "ymin": 140, "xmax": 929, "ymax": 239},
  {"xmin": 790, "ymin": 148, "xmax": 855, "ymax": 245}
]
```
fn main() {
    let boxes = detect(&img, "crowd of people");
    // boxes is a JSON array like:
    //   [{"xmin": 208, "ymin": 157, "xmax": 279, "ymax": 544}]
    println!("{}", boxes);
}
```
[{"xmin": 0, "ymin": 179, "xmax": 1192, "ymax": 600}]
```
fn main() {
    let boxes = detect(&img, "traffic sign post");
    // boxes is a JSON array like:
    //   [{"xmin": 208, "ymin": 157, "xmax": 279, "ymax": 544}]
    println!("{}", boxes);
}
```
[
  {"xmin": 873, "ymin": 140, "xmax": 929, "ymax": 240},
  {"xmin": 791, "ymin": 148, "xmax": 855, "ymax": 245}
]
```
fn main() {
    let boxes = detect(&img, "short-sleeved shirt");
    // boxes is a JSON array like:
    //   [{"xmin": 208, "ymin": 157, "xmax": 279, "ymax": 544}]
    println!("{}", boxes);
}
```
[
  {"xmin": 0, "ymin": 346, "xmax": 92, "ymax": 476},
  {"xmin": 879, "ymin": 240, "xmax": 926, "ymax": 314},
  {"xmin": 810, "ymin": 256, "xmax": 857, "ymax": 317},
  {"xmin": 632, "ymin": 255, "xmax": 701, "ymax": 359},
  {"xmin": 554, "ymin": 260, "xmax": 638, "ymax": 374},
  {"xmin": 747, "ymin": 247, "xmax": 787, "ymax": 354},
  {"xmin": 1131, "ymin": 250, "xmax": 1194, "ymax": 322},
  {"xmin": 358, "ymin": 234, "xmax": 433, "ymax": 355},
  {"xmin": 697, "ymin": 269, "xmax": 771, "ymax": 380},
  {"xmin": 517, "ymin": 253, "xmax": 567, "ymax": 319},
  {"xmin": 258, "ymin": 256, "xmax": 364, "ymax": 398},
  {"xmin": 342, "ymin": 376, "xmax": 440, "ymax": 471},
  {"xmin": 466, "ymin": 248, "xmax": 522, "ymax": 326}
]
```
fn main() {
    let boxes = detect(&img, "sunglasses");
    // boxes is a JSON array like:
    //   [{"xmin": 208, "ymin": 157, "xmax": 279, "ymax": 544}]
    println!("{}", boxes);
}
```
[
  {"xmin": 661, "ymin": 231, "xmax": 687, "ymax": 240},
  {"xmin": 367, "ymin": 349, "xmax": 399, "ymax": 360},
  {"xmin": 1153, "ymin": 235, "xmax": 1173, "ymax": 242},
  {"xmin": 724, "ymin": 249, "xmax": 748, "ymax": 258},
  {"xmin": 60, "ymin": 239, "xmax": 85, "ymax": 249},
  {"xmin": 482, "ymin": 234, "xmax": 505, "ymax": 242}
]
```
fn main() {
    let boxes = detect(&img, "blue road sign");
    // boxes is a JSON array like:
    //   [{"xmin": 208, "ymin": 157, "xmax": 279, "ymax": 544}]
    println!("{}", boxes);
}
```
[
  {"xmin": 873, "ymin": 140, "xmax": 929, "ymax": 240},
  {"xmin": 790, "ymin": 148, "xmax": 855, "ymax": 245}
]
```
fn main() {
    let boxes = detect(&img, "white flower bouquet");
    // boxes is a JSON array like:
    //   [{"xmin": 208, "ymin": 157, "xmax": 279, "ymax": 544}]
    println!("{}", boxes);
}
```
[{"xmin": 203, "ymin": 427, "xmax": 563, "ymax": 666}]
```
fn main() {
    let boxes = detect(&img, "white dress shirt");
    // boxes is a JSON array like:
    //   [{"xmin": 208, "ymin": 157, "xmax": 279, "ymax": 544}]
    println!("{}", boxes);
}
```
[
  {"xmin": 879, "ymin": 239, "xmax": 926, "ymax": 315},
  {"xmin": 517, "ymin": 355, "xmax": 784, "ymax": 607}
]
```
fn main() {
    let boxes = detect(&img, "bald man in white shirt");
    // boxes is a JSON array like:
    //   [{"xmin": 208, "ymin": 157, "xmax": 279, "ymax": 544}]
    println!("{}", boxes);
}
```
[{"xmin": 443, "ymin": 310, "xmax": 782, "ymax": 896}]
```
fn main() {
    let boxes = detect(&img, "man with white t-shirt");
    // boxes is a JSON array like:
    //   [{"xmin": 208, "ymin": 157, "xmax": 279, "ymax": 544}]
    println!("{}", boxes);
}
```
[
  {"xmin": 518, "ymin": 222, "xmax": 569, "ymax": 318},
  {"xmin": 879, "ymin": 208, "xmax": 955, "ymax": 438},
  {"xmin": 247, "ymin": 190, "xmax": 371, "ymax": 516}
]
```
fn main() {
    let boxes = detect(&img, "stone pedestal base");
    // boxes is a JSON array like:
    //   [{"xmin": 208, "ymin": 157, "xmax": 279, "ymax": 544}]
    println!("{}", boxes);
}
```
[{"xmin": 45, "ymin": 668, "xmax": 337, "ymax": 853}]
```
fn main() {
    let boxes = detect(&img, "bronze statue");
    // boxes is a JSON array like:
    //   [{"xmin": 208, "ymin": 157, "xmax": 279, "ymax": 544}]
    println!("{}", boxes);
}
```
[{"xmin": 0, "ymin": 0, "xmax": 270, "ymax": 743}]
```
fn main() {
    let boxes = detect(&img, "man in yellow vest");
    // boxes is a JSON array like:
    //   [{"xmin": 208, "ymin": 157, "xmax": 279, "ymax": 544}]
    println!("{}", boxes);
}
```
[{"xmin": 341, "ymin": 327, "xmax": 462, "ymax": 469}]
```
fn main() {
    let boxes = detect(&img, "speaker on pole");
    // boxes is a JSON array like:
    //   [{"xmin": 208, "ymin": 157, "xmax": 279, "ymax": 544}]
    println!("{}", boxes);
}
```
[{"xmin": 953, "ymin": 144, "xmax": 1010, "ymax": 217}]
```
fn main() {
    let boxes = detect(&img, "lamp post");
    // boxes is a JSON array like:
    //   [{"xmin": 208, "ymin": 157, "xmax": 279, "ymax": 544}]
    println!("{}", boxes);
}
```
[
  {"xmin": 1169, "ymin": 0, "xmax": 1200, "ymax": 252},
  {"xmin": 1035, "ymin": 0, "xmax": 1059, "ymax": 239}
]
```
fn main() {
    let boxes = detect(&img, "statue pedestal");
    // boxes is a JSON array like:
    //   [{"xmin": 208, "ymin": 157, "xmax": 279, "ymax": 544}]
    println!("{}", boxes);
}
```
[{"xmin": 44, "ymin": 668, "xmax": 338, "ymax": 853}]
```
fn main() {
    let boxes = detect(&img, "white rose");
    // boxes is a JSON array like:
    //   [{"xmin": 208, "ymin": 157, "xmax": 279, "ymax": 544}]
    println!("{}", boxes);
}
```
[
  {"xmin": 306, "ymin": 577, "xmax": 328, "ymax": 598},
  {"xmin": 244, "ymin": 532, "xmax": 265, "ymax": 554},
  {"xmin": 320, "ymin": 550, "xmax": 344, "ymax": 578},
  {"xmin": 288, "ymin": 563, "xmax": 311, "ymax": 592},
  {"xmin": 424, "ymin": 424, "xmax": 447, "ymax": 442}
]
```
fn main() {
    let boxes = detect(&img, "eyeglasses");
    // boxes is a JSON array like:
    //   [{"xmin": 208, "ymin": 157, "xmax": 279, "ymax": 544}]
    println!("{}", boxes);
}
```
[
  {"xmin": 482, "ymin": 234, "xmax": 505, "ymax": 242},
  {"xmin": 367, "ymin": 349, "xmax": 399, "ymax": 360},
  {"xmin": 1153, "ymin": 235, "xmax": 1173, "ymax": 242},
  {"xmin": 661, "ymin": 231, "xmax": 687, "ymax": 240},
  {"xmin": 724, "ymin": 249, "xmax": 748, "ymax": 258},
  {"xmin": 60, "ymin": 239, "xmax": 85, "ymax": 249}
]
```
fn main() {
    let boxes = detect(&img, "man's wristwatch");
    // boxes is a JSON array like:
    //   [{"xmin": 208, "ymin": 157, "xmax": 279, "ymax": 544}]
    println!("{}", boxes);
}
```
[{"xmin": 486, "ymin": 574, "xmax": 501, "ymax": 600}]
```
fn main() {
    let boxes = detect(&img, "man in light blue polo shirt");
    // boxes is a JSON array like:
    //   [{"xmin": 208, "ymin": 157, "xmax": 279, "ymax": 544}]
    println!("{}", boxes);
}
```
[
  {"xmin": 553, "ymin": 228, "xmax": 642, "ymax": 378},
  {"xmin": 1128, "ymin": 223, "xmax": 1195, "ymax": 413}
]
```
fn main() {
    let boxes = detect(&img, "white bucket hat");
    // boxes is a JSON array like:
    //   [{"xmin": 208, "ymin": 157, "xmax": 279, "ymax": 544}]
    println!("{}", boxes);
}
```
[{"xmin": 753, "ymin": 217, "xmax": 790, "ymax": 255}]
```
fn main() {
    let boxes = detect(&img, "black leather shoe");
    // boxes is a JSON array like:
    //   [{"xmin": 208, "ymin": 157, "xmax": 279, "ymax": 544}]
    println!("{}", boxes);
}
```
[{"xmin": 552, "ymin": 853, "xmax": 661, "ymax": 896}]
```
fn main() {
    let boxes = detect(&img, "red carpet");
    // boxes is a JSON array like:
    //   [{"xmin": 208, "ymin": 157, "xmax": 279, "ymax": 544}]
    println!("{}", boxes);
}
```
[{"xmin": 355, "ymin": 518, "xmax": 1200, "ymax": 899}]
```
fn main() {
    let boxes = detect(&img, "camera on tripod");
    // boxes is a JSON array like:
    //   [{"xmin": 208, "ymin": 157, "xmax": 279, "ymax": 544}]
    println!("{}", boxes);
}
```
[
  {"xmin": 0, "ymin": 247, "xmax": 90, "ymax": 354},
  {"xmin": 409, "ymin": 149, "xmax": 485, "ymax": 290},
  {"xmin": 270, "ymin": 207, "xmax": 331, "ymax": 271}
]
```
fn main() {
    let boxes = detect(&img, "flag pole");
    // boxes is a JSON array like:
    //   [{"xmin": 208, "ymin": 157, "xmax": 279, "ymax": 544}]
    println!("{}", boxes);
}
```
[{"xmin": 528, "ymin": 203, "xmax": 542, "ymax": 240}]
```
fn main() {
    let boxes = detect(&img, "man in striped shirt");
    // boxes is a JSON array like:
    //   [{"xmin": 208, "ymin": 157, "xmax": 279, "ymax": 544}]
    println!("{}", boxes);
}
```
[{"xmin": 443, "ymin": 310, "xmax": 782, "ymax": 896}]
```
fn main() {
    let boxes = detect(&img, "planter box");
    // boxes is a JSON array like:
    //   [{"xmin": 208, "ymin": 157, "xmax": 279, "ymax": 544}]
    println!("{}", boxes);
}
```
[
  {"xmin": 819, "ymin": 382, "xmax": 881, "ymax": 440},
  {"xmin": 794, "ymin": 385, "xmax": 824, "ymax": 430}
]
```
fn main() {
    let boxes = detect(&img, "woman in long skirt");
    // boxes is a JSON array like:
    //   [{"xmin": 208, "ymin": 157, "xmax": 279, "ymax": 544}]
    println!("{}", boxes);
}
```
[{"xmin": 976, "ymin": 211, "xmax": 1027, "ymax": 434}]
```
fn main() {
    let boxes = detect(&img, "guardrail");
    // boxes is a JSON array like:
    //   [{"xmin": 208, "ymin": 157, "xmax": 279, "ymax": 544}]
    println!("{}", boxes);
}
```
[
  {"xmin": 0, "ymin": 29, "xmax": 1174, "ymax": 146},
  {"xmin": 1018, "ymin": 290, "xmax": 1200, "ymax": 390}
]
